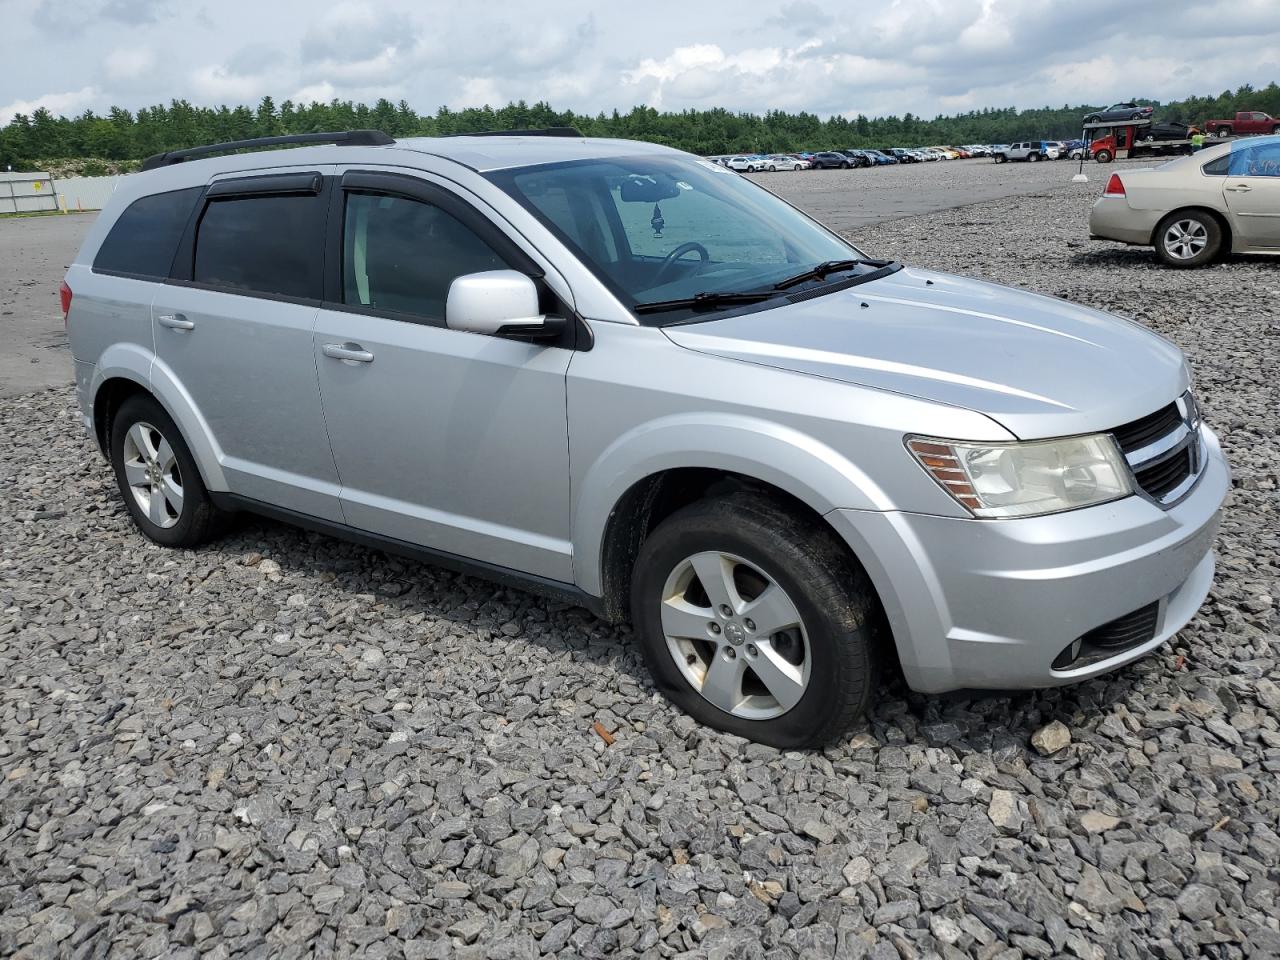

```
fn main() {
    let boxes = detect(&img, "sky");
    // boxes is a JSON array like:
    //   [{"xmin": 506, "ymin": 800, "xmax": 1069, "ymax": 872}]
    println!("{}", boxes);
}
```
[{"xmin": 2, "ymin": 0, "xmax": 1280, "ymax": 127}]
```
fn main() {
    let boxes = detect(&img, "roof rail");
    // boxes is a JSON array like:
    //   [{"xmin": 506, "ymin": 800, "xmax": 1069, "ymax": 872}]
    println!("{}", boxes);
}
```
[
  {"xmin": 140, "ymin": 129, "xmax": 395, "ymax": 172},
  {"xmin": 449, "ymin": 127, "xmax": 584, "ymax": 139}
]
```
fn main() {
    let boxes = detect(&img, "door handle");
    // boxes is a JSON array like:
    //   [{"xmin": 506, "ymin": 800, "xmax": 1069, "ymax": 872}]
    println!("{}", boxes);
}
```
[
  {"xmin": 1225, "ymin": 183, "xmax": 1252, "ymax": 192},
  {"xmin": 322, "ymin": 342, "xmax": 375, "ymax": 363},
  {"xmin": 157, "ymin": 313, "xmax": 194, "ymax": 330}
]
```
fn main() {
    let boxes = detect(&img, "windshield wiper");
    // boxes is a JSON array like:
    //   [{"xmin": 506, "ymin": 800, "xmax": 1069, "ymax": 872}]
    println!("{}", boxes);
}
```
[
  {"xmin": 772, "ymin": 258, "xmax": 894, "ymax": 290},
  {"xmin": 633, "ymin": 290, "xmax": 778, "ymax": 315}
]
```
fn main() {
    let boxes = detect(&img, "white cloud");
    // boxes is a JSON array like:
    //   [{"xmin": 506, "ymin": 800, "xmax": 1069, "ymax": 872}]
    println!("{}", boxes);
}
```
[
  {"xmin": 4, "ymin": 0, "xmax": 1279, "ymax": 127},
  {"xmin": 103, "ymin": 47, "xmax": 155, "ymax": 81},
  {"xmin": 0, "ymin": 87, "xmax": 98, "ymax": 127},
  {"xmin": 291, "ymin": 81, "xmax": 337, "ymax": 106}
]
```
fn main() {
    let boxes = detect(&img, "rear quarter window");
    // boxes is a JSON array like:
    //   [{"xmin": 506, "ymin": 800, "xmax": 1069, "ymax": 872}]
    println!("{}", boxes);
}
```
[{"xmin": 93, "ymin": 186, "xmax": 203, "ymax": 279}]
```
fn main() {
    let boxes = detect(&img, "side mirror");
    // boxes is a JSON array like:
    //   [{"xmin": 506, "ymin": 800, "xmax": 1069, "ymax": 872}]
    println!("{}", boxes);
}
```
[{"xmin": 445, "ymin": 270, "xmax": 564, "ymax": 341}]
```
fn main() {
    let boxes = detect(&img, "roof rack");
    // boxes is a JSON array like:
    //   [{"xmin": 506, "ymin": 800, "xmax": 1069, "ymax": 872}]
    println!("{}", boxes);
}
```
[
  {"xmin": 140, "ymin": 129, "xmax": 395, "ymax": 171},
  {"xmin": 449, "ymin": 127, "xmax": 584, "ymax": 139}
]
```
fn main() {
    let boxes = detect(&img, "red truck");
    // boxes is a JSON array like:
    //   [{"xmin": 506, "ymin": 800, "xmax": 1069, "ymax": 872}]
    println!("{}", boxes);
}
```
[{"xmin": 1204, "ymin": 111, "xmax": 1280, "ymax": 138}]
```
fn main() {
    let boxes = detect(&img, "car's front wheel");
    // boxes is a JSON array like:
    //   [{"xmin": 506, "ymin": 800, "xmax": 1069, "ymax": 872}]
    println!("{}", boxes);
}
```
[
  {"xmin": 110, "ymin": 393, "xmax": 226, "ymax": 547},
  {"xmin": 631, "ymin": 493, "xmax": 879, "ymax": 748},
  {"xmin": 1154, "ymin": 211, "xmax": 1222, "ymax": 268}
]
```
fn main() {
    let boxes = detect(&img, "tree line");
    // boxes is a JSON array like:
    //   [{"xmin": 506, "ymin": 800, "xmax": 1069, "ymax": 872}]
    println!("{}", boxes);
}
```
[{"xmin": 2, "ymin": 82, "xmax": 1277, "ymax": 172}]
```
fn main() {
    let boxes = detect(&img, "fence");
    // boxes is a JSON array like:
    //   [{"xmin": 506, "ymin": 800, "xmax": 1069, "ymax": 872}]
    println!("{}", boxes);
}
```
[
  {"xmin": 0, "ymin": 171, "xmax": 58, "ymax": 213},
  {"xmin": 53, "ymin": 175, "xmax": 126, "ymax": 212}
]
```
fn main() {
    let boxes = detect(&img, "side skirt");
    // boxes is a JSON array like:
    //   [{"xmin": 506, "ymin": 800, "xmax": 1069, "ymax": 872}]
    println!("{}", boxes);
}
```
[{"xmin": 210, "ymin": 492, "xmax": 607, "ymax": 619}]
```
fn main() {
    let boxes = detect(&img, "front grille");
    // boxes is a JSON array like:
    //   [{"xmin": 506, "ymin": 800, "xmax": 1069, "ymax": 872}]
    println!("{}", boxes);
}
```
[
  {"xmin": 1110, "ymin": 393, "xmax": 1202, "ymax": 507},
  {"xmin": 1112, "ymin": 403, "xmax": 1182, "ymax": 454},
  {"xmin": 1133, "ymin": 447, "xmax": 1192, "ymax": 501},
  {"xmin": 1082, "ymin": 600, "xmax": 1160, "ymax": 649}
]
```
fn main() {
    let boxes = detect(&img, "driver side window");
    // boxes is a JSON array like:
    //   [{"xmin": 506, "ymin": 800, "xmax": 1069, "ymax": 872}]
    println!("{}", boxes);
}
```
[{"xmin": 342, "ymin": 192, "xmax": 507, "ymax": 321}]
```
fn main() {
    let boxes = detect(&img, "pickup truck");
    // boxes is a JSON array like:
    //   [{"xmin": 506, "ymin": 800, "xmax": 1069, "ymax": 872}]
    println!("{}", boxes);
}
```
[{"xmin": 1205, "ymin": 111, "xmax": 1280, "ymax": 138}]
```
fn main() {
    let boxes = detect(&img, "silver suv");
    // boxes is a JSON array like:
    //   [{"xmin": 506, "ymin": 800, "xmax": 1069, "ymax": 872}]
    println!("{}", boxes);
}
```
[{"xmin": 65, "ymin": 128, "xmax": 1229, "ymax": 748}]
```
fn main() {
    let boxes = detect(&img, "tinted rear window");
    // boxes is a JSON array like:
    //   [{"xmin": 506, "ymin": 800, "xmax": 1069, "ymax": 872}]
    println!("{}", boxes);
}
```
[
  {"xmin": 193, "ymin": 194, "xmax": 324, "ymax": 300},
  {"xmin": 93, "ymin": 187, "xmax": 202, "ymax": 278}
]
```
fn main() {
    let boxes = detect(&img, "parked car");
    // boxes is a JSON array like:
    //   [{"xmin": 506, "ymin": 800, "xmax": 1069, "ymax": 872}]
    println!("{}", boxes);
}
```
[
  {"xmin": 1063, "ymin": 139, "xmax": 1087, "ymax": 159},
  {"xmin": 835, "ymin": 150, "xmax": 871, "ymax": 168},
  {"xmin": 991, "ymin": 142, "xmax": 1046, "ymax": 163},
  {"xmin": 809, "ymin": 151, "xmax": 853, "ymax": 169},
  {"xmin": 726, "ymin": 156, "xmax": 763, "ymax": 172},
  {"xmin": 886, "ymin": 148, "xmax": 919, "ymax": 163},
  {"xmin": 1140, "ymin": 122, "xmax": 1197, "ymax": 142},
  {"xmin": 863, "ymin": 150, "xmax": 900, "ymax": 165},
  {"xmin": 66, "ymin": 128, "xmax": 1229, "ymax": 748},
  {"xmin": 1089, "ymin": 134, "xmax": 1280, "ymax": 266},
  {"xmin": 1084, "ymin": 102, "xmax": 1155, "ymax": 124},
  {"xmin": 764, "ymin": 155, "xmax": 808, "ymax": 171},
  {"xmin": 1204, "ymin": 111, "xmax": 1280, "ymax": 138}
]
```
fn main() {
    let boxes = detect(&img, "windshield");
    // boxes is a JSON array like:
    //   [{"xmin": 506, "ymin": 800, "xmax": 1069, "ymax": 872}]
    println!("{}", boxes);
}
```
[{"xmin": 487, "ymin": 154, "xmax": 865, "ymax": 323}]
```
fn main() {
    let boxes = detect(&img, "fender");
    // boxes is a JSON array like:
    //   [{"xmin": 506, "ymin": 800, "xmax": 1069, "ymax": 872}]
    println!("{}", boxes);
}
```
[{"xmin": 572, "ymin": 412, "xmax": 893, "ymax": 596}]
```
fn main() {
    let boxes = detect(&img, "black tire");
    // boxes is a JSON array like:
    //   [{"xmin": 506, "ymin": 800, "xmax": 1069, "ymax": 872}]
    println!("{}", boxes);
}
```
[
  {"xmin": 1215, "ymin": 128, "xmax": 1231, "ymax": 138},
  {"xmin": 110, "ymin": 393, "xmax": 226, "ymax": 548},
  {"xmin": 993, "ymin": 154, "xmax": 1006, "ymax": 163},
  {"xmin": 1154, "ymin": 210, "xmax": 1223, "ymax": 268},
  {"xmin": 1095, "ymin": 149, "xmax": 1113, "ymax": 163},
  {"xmin": 1084, "ymin": 115, "xmax": 1100, "ymax": 124},
  {"xmin": 1028, "ymin": 151, "xmax": 1041, "ymax": 162},
  {"xmin": 630, "ymin": 493, "xmax": 880, "ymax": 748},
  {"xmin": 1131, "ymin": 112, "xmax": 1143, "ymax": 120},
  {"xmin": 840, "ymin": 160, "xmax": 850, "ymax": 169}
]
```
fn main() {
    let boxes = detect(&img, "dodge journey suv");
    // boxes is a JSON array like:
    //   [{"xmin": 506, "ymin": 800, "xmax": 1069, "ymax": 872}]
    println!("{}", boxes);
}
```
[{"xmin": 65, "ymin": 129, "xmax": 1229, "ymax": 748}]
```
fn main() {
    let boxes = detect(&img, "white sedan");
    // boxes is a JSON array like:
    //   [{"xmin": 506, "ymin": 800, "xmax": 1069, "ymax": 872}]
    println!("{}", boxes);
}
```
[
  {"xmin": 1089, "ymin": 135, "xmax": 1280, "ymax": 266},
  {"xmin": 763, "ymin": 155, "xmax": 808, "ymax": 171}
]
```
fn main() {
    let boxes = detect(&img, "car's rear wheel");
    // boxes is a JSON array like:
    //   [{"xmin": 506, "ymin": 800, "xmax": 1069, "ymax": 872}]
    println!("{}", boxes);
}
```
[
  {"xmin": 630, "ymin": 493, "xmax": 879, "ymax": 748},
  {"xmin": 1154, "ymin": 211, "xmax": 1222, "ymax": 268},
  {"xmin": 110, "ymin": 394, "xmax": 226, "ymax": 548},
  {"xmin": 1131, "ymin": 112, "xmax": 1143, "ymax": 120}
]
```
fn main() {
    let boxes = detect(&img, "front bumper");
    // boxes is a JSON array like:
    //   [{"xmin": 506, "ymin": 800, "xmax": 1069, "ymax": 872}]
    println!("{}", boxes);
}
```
[
  {"xmin": 829, "ymin": 425, "xmax": 1230, "ymax": 693},
  {"xmin": 1089, "ymin": 197, "xmax": 1161, "ymax": 246}
]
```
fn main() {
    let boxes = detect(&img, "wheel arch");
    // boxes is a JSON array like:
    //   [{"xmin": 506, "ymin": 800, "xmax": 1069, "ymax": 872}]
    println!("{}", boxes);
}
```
[
  {"xmin": 90, "ymin": 349, "xmax": 228, "ymax": 491},
  {"xmin": 578, "ymin": 414, "xmax": 890, "ymax": 611},
  {"xmin": 1148, "ymin": 205, "xmax": 1232, "ymax": 252}
]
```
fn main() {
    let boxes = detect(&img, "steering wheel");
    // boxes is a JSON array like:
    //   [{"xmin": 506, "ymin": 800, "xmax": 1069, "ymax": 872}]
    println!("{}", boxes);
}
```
[{"xmin": 652, "ymin": 241, "xmax": 710, "ymax": 287}]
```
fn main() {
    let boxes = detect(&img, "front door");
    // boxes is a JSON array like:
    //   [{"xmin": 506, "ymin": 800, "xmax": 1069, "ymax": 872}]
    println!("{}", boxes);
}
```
[
  {"xmin": 152, "ymin": 170, "xmax": 343, "ymax": 521},
  {"xmin": 1222, "ymin": 139, "xmax": 1280, "ymax": 248},
  {"xmin": 312, "ymin": 172, "xmax": 575, "ymax": 581}
]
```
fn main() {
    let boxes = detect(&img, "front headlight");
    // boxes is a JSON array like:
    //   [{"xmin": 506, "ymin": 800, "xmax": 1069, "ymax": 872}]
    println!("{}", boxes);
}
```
[{"xmin": 907, "ymin": 434, "xmax": 1133, "ymax": 518}]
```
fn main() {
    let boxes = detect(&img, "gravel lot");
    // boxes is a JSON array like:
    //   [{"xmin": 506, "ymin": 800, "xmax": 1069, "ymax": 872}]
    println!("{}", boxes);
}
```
[{"xmin": 2, "ymin": 160, "xmax": 1278, "ymax": 960}]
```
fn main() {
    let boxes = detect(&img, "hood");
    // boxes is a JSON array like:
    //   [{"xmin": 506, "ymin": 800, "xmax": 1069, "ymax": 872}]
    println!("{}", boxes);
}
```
[{"xmin": 663, "ymin": 266, "xmax": 1188, "ymax": 439}]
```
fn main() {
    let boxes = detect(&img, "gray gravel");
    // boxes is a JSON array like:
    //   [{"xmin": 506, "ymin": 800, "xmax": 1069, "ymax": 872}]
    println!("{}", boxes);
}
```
[{"xmin": 2, "ymin": 162, "xmax": 1279, "ymax": 960}]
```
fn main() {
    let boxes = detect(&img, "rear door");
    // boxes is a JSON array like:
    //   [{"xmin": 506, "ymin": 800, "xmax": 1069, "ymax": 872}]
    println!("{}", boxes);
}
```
[
  {"xmin": 152, "ymin": 168, "xmax": 343, "ymax": 520},
  {"xmin": 311, "ymin": 169, "xmax": 575, "ymax": 581},
  {"xmin": 1221, "ymin": 140, "xmax": 1280, "ymax": 248}
]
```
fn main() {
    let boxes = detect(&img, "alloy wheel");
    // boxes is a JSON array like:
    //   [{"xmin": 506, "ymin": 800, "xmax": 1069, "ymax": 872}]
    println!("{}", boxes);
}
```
[
  {"xmin": 122, "ymin": 421, "xmax": 184, "ymax": 528},
  {"xmin": 1163, "ymin": 219, "xmax": 1209, "ymax": 260},
  {"xmin": 660, "ymin": 551, "xmax": 810, "ymax": 720}
]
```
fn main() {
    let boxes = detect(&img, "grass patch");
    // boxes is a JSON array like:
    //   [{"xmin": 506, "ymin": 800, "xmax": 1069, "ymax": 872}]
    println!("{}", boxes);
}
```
[{"xmin": 0, "ymin": 209, "xmax": 95, "ymax": 220}]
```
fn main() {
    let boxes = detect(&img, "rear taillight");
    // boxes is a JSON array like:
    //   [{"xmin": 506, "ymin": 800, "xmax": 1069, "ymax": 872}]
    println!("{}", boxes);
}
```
[
  {"xmin": 60, "ymin": 280, "xmax": 73, "ymax": 324},
  {"xmin": 1103, "ymin": 174, "xmax": 1126, "ymax": 198}
]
